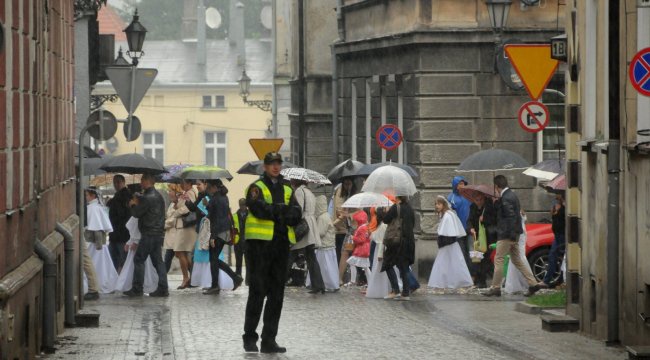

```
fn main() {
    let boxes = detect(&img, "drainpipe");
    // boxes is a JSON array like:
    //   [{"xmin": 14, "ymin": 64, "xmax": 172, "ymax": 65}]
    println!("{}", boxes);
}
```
[
  {"xmin": 55, "ymin": 222, "xmax": 76, "ymax": 327},
  {"xmin": 297, "ymin": 0, "xmax": 305, "ymax": 166},
  {"xmin": 33, "ymin": 239, "xmax": 56, "ymax": 353},
  {"xmin": 605, "ymin": 0, "xmax": 620, "ymax": 344},
  {"xmin": 332, "ymin": 0, "xmax": 344, "ymax": 165}
]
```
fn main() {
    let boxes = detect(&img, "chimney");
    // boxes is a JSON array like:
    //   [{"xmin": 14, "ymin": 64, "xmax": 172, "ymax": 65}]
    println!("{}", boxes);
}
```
[
  {"xmin": 182, "ymin": 0, "xmax": 198, "ymax": 41},
  {"xmin": 197, "ymin": 0, "xmax": 207, "ymax": 82},
  {"xmin": 234, "ymin": 2, "xmax": 246, "ymax": 66},
  {"xmin": 228, "ymin": 0, "xmax": 237, "ymax": 46}
]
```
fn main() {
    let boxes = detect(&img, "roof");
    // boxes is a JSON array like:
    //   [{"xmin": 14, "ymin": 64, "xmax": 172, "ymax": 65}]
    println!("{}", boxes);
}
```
[
  {"xmin": 110, "ymin": 39, "xmax": 273, "ymax": 85},
  {"xmin": 98, "ymin": 5, "xmax": 127, "ymax": 41}
]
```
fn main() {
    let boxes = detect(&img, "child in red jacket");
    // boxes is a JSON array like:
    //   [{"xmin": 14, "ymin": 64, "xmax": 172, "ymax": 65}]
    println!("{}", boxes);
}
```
[{"xmin": 346, "ymin": 210, "xmax": 371, "ymax": 286}]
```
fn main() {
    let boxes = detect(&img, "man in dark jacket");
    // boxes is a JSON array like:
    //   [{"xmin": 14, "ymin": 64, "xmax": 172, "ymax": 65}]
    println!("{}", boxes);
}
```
[
  {"xmin": 243, "ymin": 152, "xmax": 302, "ymax": 354},
  {"xmin": 484, "ymin": 175, "xmax": 546, "ymax": 297},
  {"xmin": 124, "ymin": 173, "xmax": 169, "ymax": 297},
  {"xmin": 107, "ymin": 175, "xmax": 131, "ymax": 272}
]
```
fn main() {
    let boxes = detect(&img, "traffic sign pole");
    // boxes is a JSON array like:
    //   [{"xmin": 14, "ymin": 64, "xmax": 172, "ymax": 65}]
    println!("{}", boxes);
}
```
[{"xmin": 127, "ymin": 65, "xmax": 137, "ymax": 140}]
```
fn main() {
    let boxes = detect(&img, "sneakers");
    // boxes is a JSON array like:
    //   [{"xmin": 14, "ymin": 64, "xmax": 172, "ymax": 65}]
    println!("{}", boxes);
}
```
[
  {"xmin": 260, "ymin": 340, "xmax": 287, "ymax": 354},
  {"xmin": 482, "ymin": 287, "xmax": 502, "ymax": 297},
  {"xmin": 122, "ymin": 289, "xmax": 143, "ymax": 298},
  {"xmin": 203, "ymin": 287, "xmax": 220, "ymax": 295},
  {"xmin": 84, "ymin": 292, "xmax": 99, "ymax": 301},
  {"xmin": 397, "ymin": 293, "xmax": 411, "ymax": 301},
  {"xmin": 148, "ymin": 288, "xmax": 169, "ymax": 297},
  {"xmin": 383, "ymin": 292, "xmax": 399, "ymax": 300},
  {"xmin": 524, "ymin": 283, "xmax": 548, "ymax": 297},
  {"xmin": 233, "ymin": 275, "xmax": 244, "ymax": 291}
]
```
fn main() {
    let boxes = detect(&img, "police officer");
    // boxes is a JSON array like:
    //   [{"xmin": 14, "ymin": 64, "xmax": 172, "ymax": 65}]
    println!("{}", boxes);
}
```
[{"xmin": 242, "ymin": 152, "xmax": 302, "ymax": 354}]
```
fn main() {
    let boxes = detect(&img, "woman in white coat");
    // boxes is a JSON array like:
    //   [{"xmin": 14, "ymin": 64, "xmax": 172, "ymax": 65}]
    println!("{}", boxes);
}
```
[
  {"xmin": 290, "ymin": 180, "xmax": 325, "ymax": 294},
  {"xmin": 85, "ymin": 188, "xmax": 119, "ymax": 294},
  {"xmin": 311, "ymin": 195, "xmax": 339, "ymax": 291}
]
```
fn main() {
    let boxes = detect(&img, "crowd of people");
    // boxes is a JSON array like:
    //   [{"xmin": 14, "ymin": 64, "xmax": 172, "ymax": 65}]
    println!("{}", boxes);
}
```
[{"xmin": 80, "ymin": 152, "xmax": 566, "ymax": 353}]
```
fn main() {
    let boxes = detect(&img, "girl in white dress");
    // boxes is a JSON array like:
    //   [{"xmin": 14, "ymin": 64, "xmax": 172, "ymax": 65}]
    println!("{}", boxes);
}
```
[
  {"xmin": 504, "ymin": 212, "xmax": 534, "ymax": 294},
  {"xmin": 428, "ymin": 196, "xmax": 474, "ymax": 289},
  {"xmin": 85, "ymin": 188, "xmax": 118, "ymax": 294},
  {"xmin": 191, "ymin": 217, "xmax": 234, "ymax": 290},
  {"xmin": 115, "ymin": 217, "xmax": 159, "ymax": 293},
  {"xmin": 308, "ymin": 196, "xmax": 340, "ymax": 291}
]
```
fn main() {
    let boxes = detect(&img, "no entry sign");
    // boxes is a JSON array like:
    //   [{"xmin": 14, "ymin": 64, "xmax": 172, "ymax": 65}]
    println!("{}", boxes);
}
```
[
  {"xmin": 376, "ymin": 124, "xmax": 402, "ymax": 151},
  {"xmin": 518, "ymin": 101, "xmax": 550, "ymax": 133},
  {"xmin": 629, "ymin": 47, "xmax": 650, "ymax": 97}
]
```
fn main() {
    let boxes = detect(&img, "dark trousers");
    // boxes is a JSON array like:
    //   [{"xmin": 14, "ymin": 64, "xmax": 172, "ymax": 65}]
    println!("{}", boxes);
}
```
[
  {"xmin": 386, "ymin": 263, "xmax": 410, "ymax": 296},
  {"xmin": 209, "ymin": 238, "xmax": 238, "ymax": 289},
  {"xmin": 475, "ymin": 248, "xmax": 494, "ymax": 288},
  {"xmin": 132, "ymin": 235, "xmax": 168, "ymax": 293},
  {"xmin": 543, "ymin": 232, "xmax": 566, "ymax": 284},
  {"xmin": 335, "ymin": 234, "xmax": 346, "ymax": 264},
  {"xmin": 407, "ymin": 268, "xmax": 420, "ymax": 290},
  {"xmin": 457, "ymin": 235, "xmax": 476, "ymax": 277},
  {"xmin": 164, "ymin": 248, "xmax": 175, "ymax": 273},
  {"xmin": 369, "ymin": 241, "xmax": 376, "ymax": 269},
  {"xmin": 244, "ymin": 238, "xmax": 290, "ymax": 343},
  {"xmin": 108, "ymin": 241, "xmax": 127, "ymax": 271},
  {"xmin": 289, "ymin": 245, "xmax": 324, "ymax": 290},
  {"xmin": 234, "ymin": 242, "xmax": 246, "ymax": 276}
]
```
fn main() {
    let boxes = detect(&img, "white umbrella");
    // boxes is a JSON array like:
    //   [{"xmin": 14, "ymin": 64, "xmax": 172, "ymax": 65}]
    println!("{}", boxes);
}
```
[
  {"xmin": 281, "ymin": 167, "xmax": 331, "ymax": 185},
  {"xmin": 361, "ymin": 165, "xmax": 417, "ymax": 196},
  {"xmin": 342, "ymin": 192, "xmax": 393, "ymax": 209}
]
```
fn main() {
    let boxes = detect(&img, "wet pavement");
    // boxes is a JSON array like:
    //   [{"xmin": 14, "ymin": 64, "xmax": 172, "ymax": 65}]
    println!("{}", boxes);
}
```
[{"xmin": 42, "ymin": 275, "xmax": 625, "ymax": 360}]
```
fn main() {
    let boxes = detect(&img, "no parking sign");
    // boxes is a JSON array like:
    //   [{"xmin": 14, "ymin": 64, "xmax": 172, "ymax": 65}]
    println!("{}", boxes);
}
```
[
  {"xmin": 376, "ymin": 124, "xmax": 402, "ymax": 151},
  {"xmin": 629, "ymin": 47, "xmax": 650, "ymax": 97}
]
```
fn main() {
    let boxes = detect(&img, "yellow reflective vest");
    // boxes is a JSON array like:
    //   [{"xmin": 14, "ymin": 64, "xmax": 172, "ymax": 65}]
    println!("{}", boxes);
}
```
[
  {"xmin": 244, "ymin": 180, "xmax": 296, "ymax": 244},
  {"xmin": 232, "ymin": 212, "xmax": 241, "ymax": 245}
]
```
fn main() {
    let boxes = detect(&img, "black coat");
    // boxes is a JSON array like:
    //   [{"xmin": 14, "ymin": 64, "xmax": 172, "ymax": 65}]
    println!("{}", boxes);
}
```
[
  {"xmin": 245, "ymin": 173, "xmax": 302, "ymax": 241},
  {"xmin": 468, "ymin": 200, "xmax": 498, "ymax": 244},
  {"xmin": 207, "ymin": 192, "xmax": 231, "ymax": 238},
  {"xmin": 107, "ymin": 187, "xmax": 131, "ymax": 243},
  {"xmin": 130, "ymin": 187, "xmax": 165, "ymax": 237},
  {"xmin": 495, "ymin": 188, "xmax": 523, "ymax": 241},
  {"xmin": 381, "ymin": 202, "xmax": 416, "ymax": 269}
]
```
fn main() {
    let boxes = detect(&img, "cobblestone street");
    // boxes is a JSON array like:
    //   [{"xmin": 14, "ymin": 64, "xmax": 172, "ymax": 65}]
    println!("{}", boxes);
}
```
[{"xmin": 43, "ymin": 276, "xmax": 625, "ymax": 360}]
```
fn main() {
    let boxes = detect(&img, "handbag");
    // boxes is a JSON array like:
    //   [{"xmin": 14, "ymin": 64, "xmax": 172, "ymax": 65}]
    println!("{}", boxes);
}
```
[
  {"xmin": 198, "ymin": 218, "xmax": 211, "ymax": 250},
  {"xmin": 293, "ymin": 188, "xmax": 310, "ymax": 240},
  {"xmin": 182, "ymin": 211, "xmax": 197, "ymax": 228},
  {"xmin": 477, "ymin": 222, "xmax": 488, "ymax": 253},
  {"xmin": 383, "ymin": 205, "xmax": 402, "ymax": 248},
  {"xmin": 343, "ymin": 234, "xmax": 355, "ymax": 251}
]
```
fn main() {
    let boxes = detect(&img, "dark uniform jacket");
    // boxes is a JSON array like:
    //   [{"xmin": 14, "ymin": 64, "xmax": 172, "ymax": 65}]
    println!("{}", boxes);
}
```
[
  {"xmin": 245, "ymin": 174, "xmax": 302, "ymax": 241},
  {"xmin": 107, "ymin": 187, "xmax": 132, "ymax": 244}
]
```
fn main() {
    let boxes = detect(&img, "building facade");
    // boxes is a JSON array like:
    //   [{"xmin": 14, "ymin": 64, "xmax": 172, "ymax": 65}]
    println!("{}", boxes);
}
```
[
  {"xmin": 1, "ymin": 0, "xmax": 80, "ymax": 357},
  {"xmin": 563, "ymin": 0, "xmax": 650, "ymax": 347}
]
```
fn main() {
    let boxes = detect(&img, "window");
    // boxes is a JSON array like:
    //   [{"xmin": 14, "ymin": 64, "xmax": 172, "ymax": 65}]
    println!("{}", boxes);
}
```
[
  {"xmin": 538, "ymin": 75, "xmax": 566, "ymax": 161},
  {"xmin": 201, "ymin": 95, "xmax": 226, "ymax": 109},
  {"xmin": 205, "ymin": 131, "xmax": 226, "ymax": 168},
  {"xmin": 143, "ymin": 132, "xmax": 164, "ymax": 163}
]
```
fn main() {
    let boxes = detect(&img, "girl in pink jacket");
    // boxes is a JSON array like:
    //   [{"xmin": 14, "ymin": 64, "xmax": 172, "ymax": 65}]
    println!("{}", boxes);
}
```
[{"xmin": 346, "ymin": 210, "xmax": 371, "ymax": 286}]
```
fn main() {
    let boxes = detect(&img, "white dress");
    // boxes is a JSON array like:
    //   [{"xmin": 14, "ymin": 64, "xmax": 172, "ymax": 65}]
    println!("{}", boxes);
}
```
[
  {"xmin": 366, "ymin": 224, "xmax": 393, "ymax": 298},
  {"xmin": 114, "ymin": 217, "xmax": 159, "ymax": 293},
  {"xmin": 428, "ymin": 211, "xmax": 474, "ymax": 289},
  {"xmin": 307, "ymin": 200, "xmax": 340, "ymax": 291},
  {"xmin": 504, "ymin": 217, "xmax": 533, "ymax": 293},
  {"xmin": 86, "ymin": 199, "xmax": 118, "ymax": 294}
]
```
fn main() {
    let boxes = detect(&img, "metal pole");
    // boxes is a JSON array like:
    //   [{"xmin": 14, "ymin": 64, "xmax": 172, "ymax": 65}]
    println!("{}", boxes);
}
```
[{"xmin": 127, "ymin": 64, "xmax": 137, "ymax": 140}]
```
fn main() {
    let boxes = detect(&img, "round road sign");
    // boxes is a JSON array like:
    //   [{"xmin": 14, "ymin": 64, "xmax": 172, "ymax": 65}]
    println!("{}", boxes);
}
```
[
  {"xmin": 517, "ymin": 101, "xmax": 550, "ymax": 133},
  {"xmin": 87, "ymin": 110, "xmax": 118, "ymax": 141},
  {"xmin": 376, "ymin": 124, "xmax": 402, "ymax": 151},
  {"xmin": 629, "ymin": 47, "xmax": 650, "ymax": 97},
  {"xmin": 123, "ymin": 116, "xmax": 142, "ymax": 142}
]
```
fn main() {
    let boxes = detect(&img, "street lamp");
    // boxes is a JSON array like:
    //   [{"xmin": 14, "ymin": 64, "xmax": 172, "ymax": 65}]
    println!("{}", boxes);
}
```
[
  {"xmin": 238, "ymin": 66, "xmax": 272, "ymax": 112},
  {"xmin": 485, "ymin": 0, "xmax": 512, "ymax": 33},
  {"xmin": 114, "ymin": 47, "xmax": 130, "ymax": 66},
  {"xmin": 123, "ymin": 9, "xmax": 147, "ymax": 65}
]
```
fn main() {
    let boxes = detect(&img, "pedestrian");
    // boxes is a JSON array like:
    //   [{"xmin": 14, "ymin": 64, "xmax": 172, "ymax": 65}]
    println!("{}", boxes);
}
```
[
  {"xmin": 233, "ymin": 198, "xmax": 249, "ymax": 278},
  {"xmin": 243, "ymin": 152, "xmax": 302, "ymax": 354},
  {"xmin": 447, "ymin": 176, "xmax": 474, "ymax": 278},
  {"xmin": 483, "ymin": 175, "xmax": 547, "ymax": 297},
  {"xmin": 332, "ymin": 177, "xmax": 357, "ymax": 264},
  {"xmin": 85, "ymin": 187, "xmax": 119, "ymax": 295},
  {"xmin": 427, "ymin": 196, "xmax": 473, "ymax": 290},
  {"xmin": 504, "ymin": 211, "xmax": 533, "ymax": 294},
  {"xmin": 346, "ymin": 210, "xmax": 371, "ymax": 289},
  {"xmin": 313, "ymin": 195, "xmax": 339, "ymax": 291},
  {"xmin": 106, "ymin": 174, "xmax": 131, "ymax": 272},
  {"xmin": 366, "ymin": 209, "xmax": 393, "ymax": 299},
  {"xmin": 543, "ymin": 193, "xmax": 566, "ymax": 287},
  {"xmin": 203, "ymin": 180, "xmax": 243, "ymax": 295},
  {"xmin": 123, "ymin": 173, "xmax": 169, "ymax": 297},
  {"xmin": 289, "ymin": 179, "xmax": 325, "ymax": 294},
  {"xmin": 381, "ymin": 196, "xmax": 416, "ymax": 301},
  {"xmin": 186, "ymin": 180, "xmax": 212, "ymax": 289},
  {"xmin": 163, "ymin": 187, "xmax": 195, "ymax": 290},
  {"xmin": 114, "ymin": 216, "xmax": 159, "ymax": 293},
  {"xmin": 467, "ymin": 193, "xmax": 497, "ymax": 288}
]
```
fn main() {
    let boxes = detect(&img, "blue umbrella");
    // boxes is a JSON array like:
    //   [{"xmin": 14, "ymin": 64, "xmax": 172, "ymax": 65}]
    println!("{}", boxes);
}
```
[{"xmin": 159, "ymin": 164, "xmax": 192, "ymax": 183}]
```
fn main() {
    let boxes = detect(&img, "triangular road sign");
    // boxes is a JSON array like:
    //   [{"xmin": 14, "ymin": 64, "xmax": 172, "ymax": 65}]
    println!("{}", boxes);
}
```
[
  {"xmin": 105, "ymin": 66, "xmax": 158, "ymax": 114},
  {"xmin": 504, "ymin": 44, "xmax": 559, "ymax": 100},
  {"xmin": 249, "ymin": 139, "xmax": 284, "ymax": 160}
]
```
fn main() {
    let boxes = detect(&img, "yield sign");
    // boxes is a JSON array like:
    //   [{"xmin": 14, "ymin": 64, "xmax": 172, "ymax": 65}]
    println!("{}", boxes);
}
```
[
  {"xmin": 518, "ymin": 101, "xmax": 550, "ymax": 133},
  {"xmin": 105, "ymin": 66, "xmax": 158, "ymax": 114},
  {"xmin": 629, "ymin": 47, "xmax": 650, "ymax": 97},
  {"xmin": 504, "ymin": 44, "xmax": 559, "ymax": 100},
  {"xmin": 249, "ymin": 138, "xmax": 284, "ymax": 160}
]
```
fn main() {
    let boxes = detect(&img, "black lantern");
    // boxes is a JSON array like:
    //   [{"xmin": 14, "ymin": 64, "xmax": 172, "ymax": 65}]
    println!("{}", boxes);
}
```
[
  {"xmin": 114, "ymin": 47, "xmax": 130, "ymax": 66},
  {"xmin": 485, "ymin": 0, "xmax": 512, "ymax": 32},
  {"xmin": 123, "ymin": 9, "xmax": 147, "ymax": 65},
  {"xmin": 238, "ymin": 68, "xmax": 251, "ymax": 99}
]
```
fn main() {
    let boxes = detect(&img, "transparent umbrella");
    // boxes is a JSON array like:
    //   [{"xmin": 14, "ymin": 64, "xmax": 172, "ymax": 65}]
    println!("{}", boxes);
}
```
[
  {"xmin": 280, "ymin": 167, "xmax": 331, "ymax": 185},
  {"xmin": 361, "ymin": 165, "xmax": 417, "ymax": 196},
  {"xmin": 341, "ymin": 192, "xmax": 393, "ymax": 209}
]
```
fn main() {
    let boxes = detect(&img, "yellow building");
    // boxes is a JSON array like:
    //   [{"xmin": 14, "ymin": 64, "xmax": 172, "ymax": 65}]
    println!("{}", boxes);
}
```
[{"xmin": 94, "ymin": 39, "xmax": 274, "ymax": 206}]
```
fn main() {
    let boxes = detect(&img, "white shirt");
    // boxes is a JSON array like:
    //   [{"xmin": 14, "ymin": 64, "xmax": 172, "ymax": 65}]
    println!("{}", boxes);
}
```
[{"xmin": 499, "ymin": 187, "xmax": 510, "ymax": 197}]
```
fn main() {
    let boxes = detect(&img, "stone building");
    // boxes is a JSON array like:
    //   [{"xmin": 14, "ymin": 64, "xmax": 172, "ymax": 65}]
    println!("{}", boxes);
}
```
[
  {"xmin": 1, "ymin": 0, "xmax": 80, "ymax": 357},
  {"xmin": 276, "ymin": 0, "xmax": 566, "ymax": 274},
  {"xmin": 562, "ymin": 0, "xmax": 650, "ymax": 348}
]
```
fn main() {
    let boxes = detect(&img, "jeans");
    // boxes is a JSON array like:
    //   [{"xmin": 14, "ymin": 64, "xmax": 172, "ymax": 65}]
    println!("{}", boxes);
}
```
[
  {"xmin": 164, "ymin": 248, "xmax": 175, "ymax": 273},
  {"xmin": 209, "ymin": 238, "xmax": 238, "ymax": 289},
  {"xmin": 132, "ymin": 235, "xmax": 168, "ymax": 293},
  {"xmin": 407, "ymin": 268, "xmax": 420, "ymax": 291},
  {"xmin": 108, "ymin": 241, "xmax": 128, "ymax": 271},
  {"xmin": 386, "ymin": 263, "xmax": 411, "ymax": 296},
  {"xmin": 369, "ymin": 241, "xmax": 376, "ymax": 269},
  {"xmin": 543, "ymin": 232, "xmax": 566, "ymax": 284},
  {"xmin": 244, "ymin": 239, "xmax": 290, "ymax": 343}
]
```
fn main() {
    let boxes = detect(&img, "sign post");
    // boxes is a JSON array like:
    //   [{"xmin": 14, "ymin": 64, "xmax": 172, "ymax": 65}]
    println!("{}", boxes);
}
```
[
  {"xmin": 376, "ymin": 124, "xmax": 402, "ymax": 151},
  {"xmin": 518, "ymin": 101, "xmax": 550, "ymax": 133}
]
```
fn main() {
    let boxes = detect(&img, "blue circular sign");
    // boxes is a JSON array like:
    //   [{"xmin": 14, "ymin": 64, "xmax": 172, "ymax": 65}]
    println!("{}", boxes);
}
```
[{"xmin": 376, "ymin": 124, "xmax": 402, "ymax": 151}]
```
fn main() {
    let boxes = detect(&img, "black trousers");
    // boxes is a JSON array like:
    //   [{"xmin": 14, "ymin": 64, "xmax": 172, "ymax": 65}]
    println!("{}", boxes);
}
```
[
  {"xmin": 244, "ymin": 238, "xmax": 289, "ymax": 343},
  {"xmin": 335, "ymin": 233, "xmax": 346, "ymax": 264},
  {"xmin": 209, "ymin": 238, "xmax": 238, "ymax": 289},
  {"xmin": 457, "ymin": 235, "xmax": 476, "ymax": 277},
  {"xmin": 288, "ymin": 245, "xmax": 324, "ymax": 290},
  {"xmin": 132, "ymin": 235, "xmax": 168, "ymax": 293},
  {"xmin": 108, "ymin": 241, "xmax": 127, "ymax": 271},
  {"xmin": 164, "ymin": 248, "xmax": 175, "ymax": 273},
  {"xmin": 234, "ymin": 241, "xmax": 246, "ymax": 276},
  {"xmin": 386, "ymin": 262, "xmax": 410, "ymax": 296}
]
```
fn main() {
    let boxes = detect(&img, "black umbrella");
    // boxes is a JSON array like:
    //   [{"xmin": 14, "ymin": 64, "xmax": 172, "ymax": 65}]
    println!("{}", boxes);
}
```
[
  {"xmin": 456, "ymin": 149, "xmax": 530, "ymax": 172},
  {"xmin": 79, "ymin": 155, "xmax": 113, "ymax": 175},
  {"xmin": 74, "ymin": 141, "xmax": 101, "ymax": 158},
  {"xmin": 356, "ymin": 162, "xmax": 418, "ymax": 178},
  {"xmin": 237, "ymin": 160, "xmax": 298, "ymax": 175},
  {"xmin": 327, "ymin": 159, "xmax": 365, "ymax": 183},
  {"xmin": 99, "ymin": 153, "xmax": 166, "ymax": 175}
]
